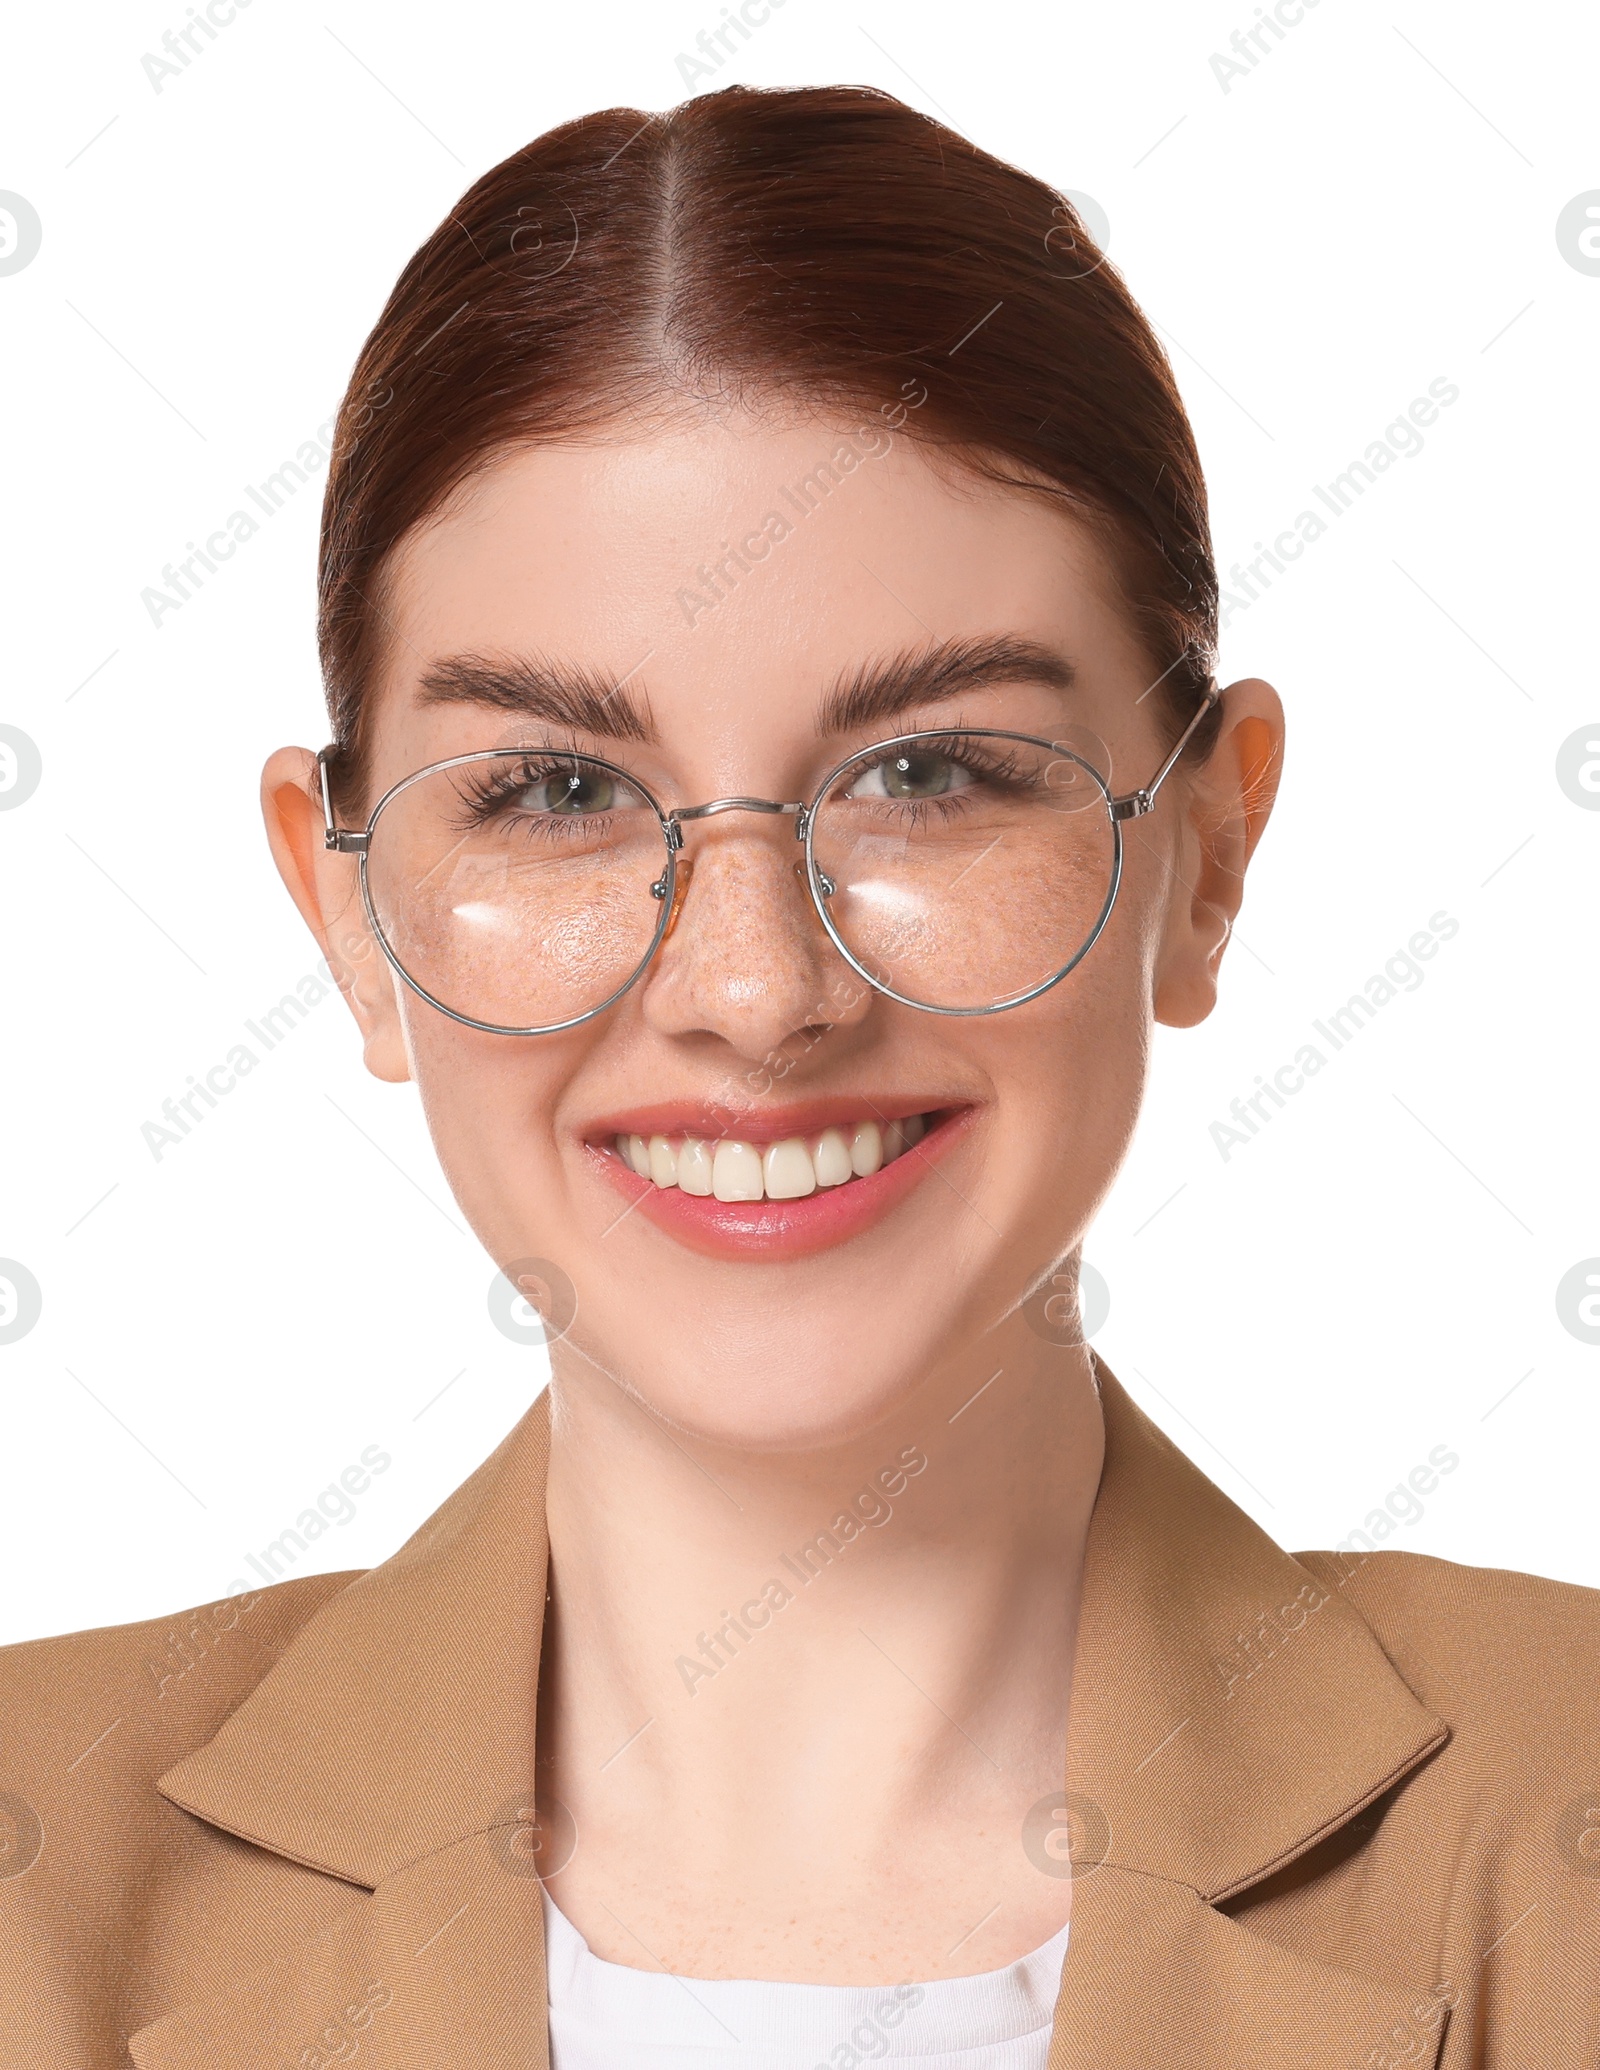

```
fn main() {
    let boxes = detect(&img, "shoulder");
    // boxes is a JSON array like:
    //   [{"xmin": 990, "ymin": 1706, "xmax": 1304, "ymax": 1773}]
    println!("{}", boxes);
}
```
[
  {"xmin": 0, "ymin": 1570, "xmax": 357, "ymax": 1833},
  {"xmin": 0, "ymin": 1575, "xmax": 362, "ymax": 2055},
  {"xmin": 1297, "ymin": 1544, "xmax": 1600, "ymax": 1760},
  {"xmin": 1260, "ymin": 1551, "xmax": 1600, "ymax": 2061}
]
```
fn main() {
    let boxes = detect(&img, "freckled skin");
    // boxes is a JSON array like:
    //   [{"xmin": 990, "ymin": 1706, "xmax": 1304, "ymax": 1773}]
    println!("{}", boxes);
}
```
[{"xmin": 263, "ymin": 411, "xmax": 1283, "ymax": 1982}]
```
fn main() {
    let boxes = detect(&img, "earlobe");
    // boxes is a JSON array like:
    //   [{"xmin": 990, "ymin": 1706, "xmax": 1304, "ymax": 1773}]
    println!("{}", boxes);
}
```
[{"xmin": 259, "ymin": 747, "xmax": 413, "ymax": 1084}]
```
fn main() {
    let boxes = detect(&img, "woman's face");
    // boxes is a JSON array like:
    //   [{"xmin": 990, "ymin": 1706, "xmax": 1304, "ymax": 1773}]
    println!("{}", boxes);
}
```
[{"xmin": 266, "ymin": 410, "xmax": 1279, "ymax": 1450}]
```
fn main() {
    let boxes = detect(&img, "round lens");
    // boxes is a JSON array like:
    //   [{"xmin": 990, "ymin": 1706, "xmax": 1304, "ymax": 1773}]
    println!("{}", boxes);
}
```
[
  {"xmin": 808, "ymin": 732, "xmax": 1116, "ymax": 1012},
  {"xmin": 362, "ymin": 750, "xmax": 670, "ymax": 1032}
]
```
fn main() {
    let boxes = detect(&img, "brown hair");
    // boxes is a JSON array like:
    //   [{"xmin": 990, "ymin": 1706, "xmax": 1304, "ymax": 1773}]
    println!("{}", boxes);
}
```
[{"xmin": 317, "ymin": 83, "xmax": 1220, "ymax": 807}]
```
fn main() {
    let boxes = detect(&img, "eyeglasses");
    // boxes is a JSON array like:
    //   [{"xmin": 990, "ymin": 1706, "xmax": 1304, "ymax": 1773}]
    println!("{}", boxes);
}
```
[{"xmin": 318, "ymin": 684, "xmax": 1219, "ymax": 1035}]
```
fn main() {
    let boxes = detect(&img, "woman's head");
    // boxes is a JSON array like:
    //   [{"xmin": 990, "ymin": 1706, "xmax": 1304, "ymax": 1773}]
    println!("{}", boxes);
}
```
[{"xmin": 263, "ymin": 85, "xmax": 1283, "ymax": 1450}]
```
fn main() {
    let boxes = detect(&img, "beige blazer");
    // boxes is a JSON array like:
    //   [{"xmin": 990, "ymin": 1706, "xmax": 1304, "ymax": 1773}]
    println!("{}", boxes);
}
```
[{"xmin": 2, "ymin": 1363, "xmax": 1596, "ymax": 2067}]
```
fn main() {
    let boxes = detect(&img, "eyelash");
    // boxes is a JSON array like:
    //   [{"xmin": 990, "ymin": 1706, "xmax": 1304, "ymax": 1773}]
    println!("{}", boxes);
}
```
[
  {"xmin": 443, "ymin": 731, "xmax": 1034, "ymax": 837},
  {"xmin": 447, "ymin": 744, "xmax": 630, "ymax": 837},
  {"xmin": 834, "ymin": 734, "xmax": 1034, "ymax": 812}
]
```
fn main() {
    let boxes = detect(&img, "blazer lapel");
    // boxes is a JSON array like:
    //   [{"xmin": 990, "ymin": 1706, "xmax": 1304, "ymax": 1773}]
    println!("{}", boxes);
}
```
[
  {"xmin": 129, "ymin": 1833, "xmax": 548, "ymax": 2070},
  {"xmin": 1049, "ymin": 1871, "xmax": 1450, "ymax": 2070},
  {"xmin": 133, "ymin": 1392, "xmax": 558, "ymax": 2069},
  {"xmin": 131, "ymin": 1364, "xmax": 1453, "ymax": 2070},
  {"xmin": 1048, "ymin": 1364, "xmax": 1452, "ymax": 2069}
]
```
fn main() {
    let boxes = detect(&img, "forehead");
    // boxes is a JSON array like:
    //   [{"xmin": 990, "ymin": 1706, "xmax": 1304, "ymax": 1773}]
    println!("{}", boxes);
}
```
[{"xmin": 377, "ymin": 413, "xmax": 1148, "ymax": 739}]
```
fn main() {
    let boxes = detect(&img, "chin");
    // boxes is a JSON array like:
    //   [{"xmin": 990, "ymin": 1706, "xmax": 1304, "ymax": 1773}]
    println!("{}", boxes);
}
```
[{"xmin": 573, "ymin": 1322, "xmax": 946, "ymax": 1456}]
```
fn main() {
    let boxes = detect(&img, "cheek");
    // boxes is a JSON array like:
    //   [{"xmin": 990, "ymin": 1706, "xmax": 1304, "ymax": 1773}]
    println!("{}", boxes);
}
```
[
  {"xmin": 985, "ymin": 880, "xmax": 1157, "ymax": 1221},
  {"xmin": 1072, "ymin": 815, "xmax": 1186, "ymax": 1051},
  {"xmin": 1047, "ymin": 961, "xmax": 1151, "ymax": 1143},
  {"xmin": 400, "ymin": 1007, "xmax": 574, "ymax": 1236}
]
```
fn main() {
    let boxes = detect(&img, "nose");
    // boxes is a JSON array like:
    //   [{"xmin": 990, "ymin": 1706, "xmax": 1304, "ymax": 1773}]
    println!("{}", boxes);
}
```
[{"xmin": 638, "ymin": 818, "xmax": 872, "ymax": 1061}]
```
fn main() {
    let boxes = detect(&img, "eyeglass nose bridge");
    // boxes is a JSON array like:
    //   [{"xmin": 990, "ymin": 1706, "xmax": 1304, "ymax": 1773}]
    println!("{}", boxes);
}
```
[
  {"xmin": 662, "ymin": 795, "xmax": 809, "ymax": 847},
  {"xmin": 651, "ymin": 796, "xmax": 836, "ymax": 911}
]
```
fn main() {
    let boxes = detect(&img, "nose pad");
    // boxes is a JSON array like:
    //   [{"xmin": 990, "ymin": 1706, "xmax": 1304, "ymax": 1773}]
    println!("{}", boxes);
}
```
[{"xmin": 662, "ymin": 856, "xmax": 694, "ymax": 941}]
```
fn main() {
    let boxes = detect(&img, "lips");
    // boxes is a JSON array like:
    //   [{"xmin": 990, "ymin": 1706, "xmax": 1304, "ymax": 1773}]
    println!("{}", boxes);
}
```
[{"xmin": 584, "ymin": 1102, "xmax": 973, "ymax": 1260}]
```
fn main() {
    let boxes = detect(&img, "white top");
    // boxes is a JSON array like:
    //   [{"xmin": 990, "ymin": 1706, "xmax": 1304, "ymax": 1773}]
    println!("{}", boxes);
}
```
[{"xmin": 541, "ymin": 1885, "xmax": 1069, "ymax": 2069}]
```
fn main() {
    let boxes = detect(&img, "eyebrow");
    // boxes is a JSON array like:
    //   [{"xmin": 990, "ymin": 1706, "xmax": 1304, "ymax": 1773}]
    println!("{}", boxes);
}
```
[
  {"xmin": 816, "ymin": 635, "xmax": 1076, "ymax": 735},
  {"xmin": 412, "ymin": 633, "xmax": 1075, "ymax": 746},
  {"xmin": 415, "ymin": 653, "xmax": 658, "ymax": 744}
]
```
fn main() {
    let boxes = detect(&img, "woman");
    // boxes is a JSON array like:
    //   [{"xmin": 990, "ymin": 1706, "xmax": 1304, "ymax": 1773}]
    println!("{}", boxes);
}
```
[{"xmin": 2, "ymin": 84, "xmax": 1595, "ymax": 2070}]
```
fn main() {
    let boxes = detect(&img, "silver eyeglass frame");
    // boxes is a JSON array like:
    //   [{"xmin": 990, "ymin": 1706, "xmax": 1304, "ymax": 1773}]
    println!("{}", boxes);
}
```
[{"xmin": 317, "ymin": 680, "xmax": 1220, "ymax": 1036}]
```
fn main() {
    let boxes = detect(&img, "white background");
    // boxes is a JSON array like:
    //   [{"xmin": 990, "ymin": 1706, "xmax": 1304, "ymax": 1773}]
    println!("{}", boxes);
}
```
[{"xmin": 2, "ymin": 0, "xmax": 1596, "ymax": 1644}]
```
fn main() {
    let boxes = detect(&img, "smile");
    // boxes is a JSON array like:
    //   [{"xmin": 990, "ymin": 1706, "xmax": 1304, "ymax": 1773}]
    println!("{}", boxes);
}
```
[
  {"xmin": 613, "ymin": 1112, "xmax": 933, "ymax": 1200},
  {"xmin": 588, "ymin": 1103, "xmax": 972, "ymax": 1259}
]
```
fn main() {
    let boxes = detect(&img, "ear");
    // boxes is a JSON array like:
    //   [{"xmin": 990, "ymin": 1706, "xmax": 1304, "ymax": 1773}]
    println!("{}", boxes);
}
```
[
  {"xmin": 1152, "ymin": 677, "xmax": 1285, "ymax": 1029},
  {"xmin": 260, "ymin": 747, "xmax": 412, "ymax": 1083}
]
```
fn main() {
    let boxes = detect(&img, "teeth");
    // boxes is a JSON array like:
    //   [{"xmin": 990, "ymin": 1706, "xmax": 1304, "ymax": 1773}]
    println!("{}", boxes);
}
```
[
  {"xmin": 763, "ymin": 1139, "xmax": 817, "ymax": 1200},
  {"xmin": 813, "ymin": 1127, "xmax": 853, "ymax": 1188},
  {"xmin": 677, "ymin": 1137, "xmax": 714, "ymax": 1196},
  {"xmin": 613, "ymin": 1114, "xmax": 935, "ymax": 1201},
  {"xmin": 850, "ymin": 1120, "xmax": 883, "ymax": 1177},
  {"xmin": 878, "ymin": 1113, "xmax": 927, "ymax": 1163},
  {"xmin": 712, "ymin": 1139, "xmax": 764, "ymax": 1202}
]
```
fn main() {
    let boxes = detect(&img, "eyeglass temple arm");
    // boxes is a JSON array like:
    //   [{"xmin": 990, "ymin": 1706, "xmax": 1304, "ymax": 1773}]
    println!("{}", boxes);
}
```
[
  {"xmin": 1108, "ymin": 681, "xmax": 1221, "ymax": 823},
  {"xmin": 318, "ymin": 747, "xmax": 369, "ymax": 853}
]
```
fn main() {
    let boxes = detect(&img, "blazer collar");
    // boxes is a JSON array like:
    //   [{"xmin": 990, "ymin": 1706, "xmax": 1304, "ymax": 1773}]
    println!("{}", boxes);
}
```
[
  {"xmin": 1066, "ymin": 1364, "xmax": 1446, "ymax": 1900},
  {"xmin": 1046, "ymin": 1369, "xmax": 1454, "ymax": 2069},
  {"xmin": 136, "ymin": 1362, "xmax": 1451, "ymax": 2069},
  {"xmin": 156, "ymin": 1388, "xmax": 556, "ymax": 1888}
]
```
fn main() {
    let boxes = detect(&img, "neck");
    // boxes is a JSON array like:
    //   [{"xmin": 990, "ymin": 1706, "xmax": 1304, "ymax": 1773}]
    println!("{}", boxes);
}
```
[{"xmin": 534, "ymin": 1320, "xmax": 1105, "ymax": 1975}]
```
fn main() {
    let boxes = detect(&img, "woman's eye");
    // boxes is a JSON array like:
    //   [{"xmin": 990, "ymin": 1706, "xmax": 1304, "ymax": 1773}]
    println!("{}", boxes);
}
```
[
  {"xmin": 852, "ymin": 751, "xmax": 975, "ymax": 801},
  {"xmin": 518, "ymin": 769, "xmax": 621, "ymax": 813}
]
